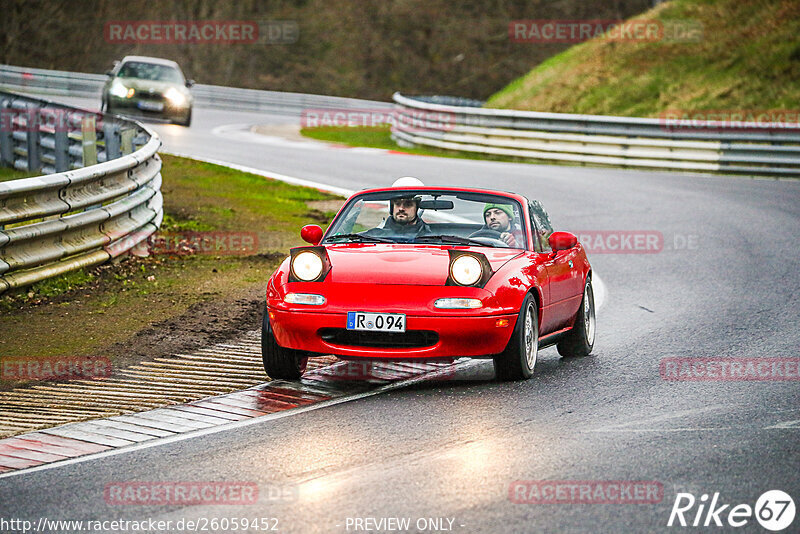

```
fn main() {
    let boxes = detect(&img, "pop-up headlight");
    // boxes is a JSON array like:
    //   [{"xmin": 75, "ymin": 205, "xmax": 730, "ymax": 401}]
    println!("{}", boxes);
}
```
[
  {"xmin": 289, "ymin": 246, "xmax": 331, "ymax": 282},
  {"xmin": 446, "ymin": 250, "xmax": 492, "ymax": 287}
]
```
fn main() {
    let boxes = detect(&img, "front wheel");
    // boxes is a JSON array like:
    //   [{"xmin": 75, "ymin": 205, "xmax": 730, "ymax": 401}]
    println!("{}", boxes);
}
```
[
  {"xmin": 494, "ymin": 294, "xmax": 538, "ymax": 381},
  {"xmin": 177, "ymin": 109, "xmax": 192, "ymax": 127},
  {"xmin": 557, "ymin": 277, "xmax": 596, "ymax": 358},
  {"xmin": 261, "ymin": 309, "xmax": 308, "ymax": 379}
]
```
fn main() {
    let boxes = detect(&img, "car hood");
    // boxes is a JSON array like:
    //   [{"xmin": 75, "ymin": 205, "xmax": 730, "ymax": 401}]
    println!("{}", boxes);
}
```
[
  {"xmin": 117, "ymin": 78, "xmax": 189, "ymax": 95},
  {"xmin": 325, "ymin": 244, "xmax": 522, "ymax": 285}
]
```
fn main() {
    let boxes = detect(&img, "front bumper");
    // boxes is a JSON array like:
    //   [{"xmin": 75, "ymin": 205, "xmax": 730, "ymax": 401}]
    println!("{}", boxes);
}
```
[
  {"xmin": 107, "ymin": 97, "xmax": 191, "ymax": 123},
  {"xmin": 268, "ymin": 307, "xmax": 518, "ymax": 359}
]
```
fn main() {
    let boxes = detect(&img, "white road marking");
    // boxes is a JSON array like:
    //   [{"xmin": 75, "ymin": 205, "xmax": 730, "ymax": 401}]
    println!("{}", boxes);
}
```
[
  {"xmin": 592, "ymin": 427, "xmax": 732, "ymax": 433},
  {"xmin": 590, "ymin": 405, "xmax": 725, "ymax": 433},
  {"xmin": 764, "ymin": 419, "xmax": 800, "ymax": 429}
]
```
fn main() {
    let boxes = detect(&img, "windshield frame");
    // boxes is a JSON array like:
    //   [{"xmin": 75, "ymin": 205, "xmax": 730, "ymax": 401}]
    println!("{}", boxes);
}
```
[{"xmin": 322, "ymin": 189, "xmax": 530, "ymax": 250}]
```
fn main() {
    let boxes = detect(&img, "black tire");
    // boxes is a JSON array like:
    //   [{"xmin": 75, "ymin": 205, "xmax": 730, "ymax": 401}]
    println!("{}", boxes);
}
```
[
  {"xmin": 494, "ymin": 293, "xmax": 538, "ymax": 381},
  {"xmin": 261, "ymin": 309, "xmax": 308, "ymax": 379},
  {"xmin": 177, "ymin": 110, "xmax": 192, "ymax": 127},
  {"xmin": 557, "ymin": 277, "xmax": 596, "ymax": 358}
]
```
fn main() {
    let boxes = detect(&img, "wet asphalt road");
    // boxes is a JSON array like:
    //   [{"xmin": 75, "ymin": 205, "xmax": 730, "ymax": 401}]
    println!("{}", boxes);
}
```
[{"xmin": 1, "ymin": 98, "xmax": 799, "ymax": 533}]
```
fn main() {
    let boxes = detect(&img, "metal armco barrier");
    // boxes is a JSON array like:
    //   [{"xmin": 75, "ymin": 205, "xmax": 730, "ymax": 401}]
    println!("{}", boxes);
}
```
[
  {"xmin": 391, "ymin": 93, "xmax": 800, "ymax": 175},
  {"xmin": 0, "ymin": 91, "xmax": 162, "ymax": 294},
  {"xmin": 0, "ymin": 64, "xmax": 391, "ymax": 114}
]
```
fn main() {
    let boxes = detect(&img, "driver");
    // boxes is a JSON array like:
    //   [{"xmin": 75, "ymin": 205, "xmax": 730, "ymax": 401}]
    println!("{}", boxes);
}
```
[
  {"xmin": 366, "ymin": 194, "xmax": 431, "ymax": 238},
  {"xmin": 473, "ymin": 203, "xmax": 521, "ymax": 247}
]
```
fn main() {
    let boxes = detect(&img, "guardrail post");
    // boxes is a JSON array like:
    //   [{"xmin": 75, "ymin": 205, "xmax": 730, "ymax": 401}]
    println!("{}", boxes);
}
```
[
  {"xmin": 81, "ymin": 115, "xmax": 97, "ymax": 167},
  {"xmin": 54, "ymin": 126, "xmax": 69, "ymax": 172},
  {"xmin": 103, "ymin": 120, "xmax": 121, "ymax": 161},
  {"xmin": 0, "ymin": 97, "xmax": 12, "ymax": 167},
  {"xmin": 120, "ymin": 128, "xmax": 135, "ymax": 155},
  {"xmin": 26, "ymin": 104, "xmax": 41, "ymax": 172}
]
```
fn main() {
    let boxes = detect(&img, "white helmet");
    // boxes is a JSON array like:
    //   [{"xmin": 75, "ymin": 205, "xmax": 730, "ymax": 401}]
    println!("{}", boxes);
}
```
[{"xmin": 392, "ymin": 176, "xmax": 424, "ymax": 187}]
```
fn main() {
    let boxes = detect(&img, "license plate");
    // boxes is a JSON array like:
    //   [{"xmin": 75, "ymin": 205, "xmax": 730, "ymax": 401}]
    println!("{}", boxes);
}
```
[
  {"xmin": 137, "ymin": 101, "xmax": 164, "ymax": 111},
  {"xmin": 346, "ymin": 312, "xmax": 406, "ymax": 332}
]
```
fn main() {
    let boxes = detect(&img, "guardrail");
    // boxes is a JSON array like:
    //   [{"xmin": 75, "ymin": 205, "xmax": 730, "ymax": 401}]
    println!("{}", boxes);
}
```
[
  {"xmin": 391, "ymin": 93, "xmax": 800, "ymax": 175},
  {"xmin": 0, "ymin": 90, "xmax": 162, "ymax": 294},
  {"xmin": 0, "ymin": 64, "xmax": 391, "ymax": 114}
]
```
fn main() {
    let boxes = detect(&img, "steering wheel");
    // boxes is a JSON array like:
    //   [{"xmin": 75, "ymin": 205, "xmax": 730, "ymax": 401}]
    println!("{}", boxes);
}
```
[{"xmin": 468, "ymin": 228, "xmax": 509, "ymax": 247}]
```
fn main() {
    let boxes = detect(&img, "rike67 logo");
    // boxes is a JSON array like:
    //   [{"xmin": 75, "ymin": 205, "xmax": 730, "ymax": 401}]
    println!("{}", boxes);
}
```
[{"xmin": 668, "ymin": 490, "xmax": 795, "ymax": 531}]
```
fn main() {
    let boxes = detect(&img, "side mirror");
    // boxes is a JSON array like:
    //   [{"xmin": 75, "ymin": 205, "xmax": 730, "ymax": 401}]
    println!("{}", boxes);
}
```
[
  {"xmin": 300, "ymin": 225, "xmax": 323, "ymax": 245},
  {"xmin": 185, "ymin": 79, "xmax": 195, "ymax": 88},
  {"xmin": 105, "ymin": 70, "xmax": 114, "ymax": 77},
  {"xmin": 548, "ymin": 231, "xmax": 577, "ymax": 251}
]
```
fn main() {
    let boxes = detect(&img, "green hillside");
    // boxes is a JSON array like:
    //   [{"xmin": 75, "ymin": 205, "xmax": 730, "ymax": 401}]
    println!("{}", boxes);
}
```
[{"xmin": 487, "ymin": 0, "xmax": 800, "ymax": 116}]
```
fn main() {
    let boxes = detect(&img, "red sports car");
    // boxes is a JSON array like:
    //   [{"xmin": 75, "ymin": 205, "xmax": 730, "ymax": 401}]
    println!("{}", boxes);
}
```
[{"xmin": 262, "ymin": 184, "xmax": 595, "ymax": 381}]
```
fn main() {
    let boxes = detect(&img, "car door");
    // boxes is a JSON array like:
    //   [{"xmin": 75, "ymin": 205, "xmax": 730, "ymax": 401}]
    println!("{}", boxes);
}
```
[{"xmin": 529, "ymin": 201, "xmax": 580, "ymax": 331}]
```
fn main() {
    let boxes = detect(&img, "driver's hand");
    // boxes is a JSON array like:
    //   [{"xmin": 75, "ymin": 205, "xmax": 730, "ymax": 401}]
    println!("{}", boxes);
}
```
[{"xmin": 500, "ymin": 232, "xmax": 518, "ymax": 246}]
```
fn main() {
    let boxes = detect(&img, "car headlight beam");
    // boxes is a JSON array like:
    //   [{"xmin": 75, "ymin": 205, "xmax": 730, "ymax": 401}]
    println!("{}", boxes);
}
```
[
  {"xmin": 164, "ymin": 87, "xmax": 187, "ymax": 106},
  {"xmin": 109, "ymin": 79, "xmax": 129, "ymax": 98}
]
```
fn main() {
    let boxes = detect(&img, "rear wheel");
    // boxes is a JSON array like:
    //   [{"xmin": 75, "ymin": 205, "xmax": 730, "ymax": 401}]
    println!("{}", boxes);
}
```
[
  {"xmin": 261, "ymin": 309, "xmax": 308, "ymax": 379},
  {"xmin": 494, "ymin": 294, "xmax": 538, "ymax": 381},
  {"xmin": 557, "ymin": 277, "xmax": 596, "ymax": 358}
]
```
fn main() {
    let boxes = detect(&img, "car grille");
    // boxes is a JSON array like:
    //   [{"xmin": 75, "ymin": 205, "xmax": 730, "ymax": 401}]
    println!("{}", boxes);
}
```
[
  {"xmin": 318, "ymin": 328, "xmax": 439, "ymax": 349},
  {"xmin": 136, "ymin": 91, "xmax": 166, "ymax": 102}
]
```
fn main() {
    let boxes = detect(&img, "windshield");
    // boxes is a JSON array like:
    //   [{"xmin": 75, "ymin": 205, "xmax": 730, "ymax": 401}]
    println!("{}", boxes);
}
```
[
  {"xmin": 117, "ymin": 62, "xmax": 184, "ymax": 83},
  {"xmin": 323, "ymin": 190, "xmax": 527, "ymax": 249}
]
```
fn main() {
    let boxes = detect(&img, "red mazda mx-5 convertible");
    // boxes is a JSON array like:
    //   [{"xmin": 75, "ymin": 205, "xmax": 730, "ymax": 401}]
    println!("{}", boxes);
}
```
[{"xmin": 262, "ymin": 183, "xmax": 595, "ymax": 381}]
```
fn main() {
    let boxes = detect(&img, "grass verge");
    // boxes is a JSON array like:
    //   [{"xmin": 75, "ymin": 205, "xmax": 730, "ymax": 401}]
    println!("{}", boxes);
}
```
[{"xmin": 0, "ymin": 166, "xmax": 36, "ymax": 182}]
